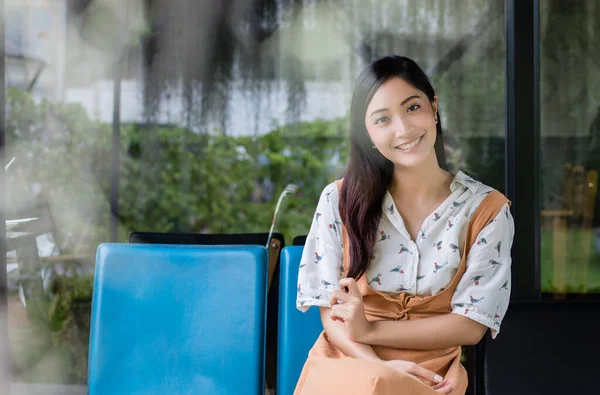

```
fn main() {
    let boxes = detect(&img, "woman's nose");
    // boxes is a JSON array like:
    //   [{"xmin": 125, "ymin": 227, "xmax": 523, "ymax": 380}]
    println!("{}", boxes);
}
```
[{"xmin": 393, "ymin": 116, "xmax": 412, "ymax": 137}]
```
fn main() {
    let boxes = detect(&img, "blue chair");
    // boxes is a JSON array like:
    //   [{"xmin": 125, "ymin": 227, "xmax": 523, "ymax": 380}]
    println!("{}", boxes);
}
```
[
  {"xmin": 88, "ymin": 244, "xmax": 268, "ymax": 395},
  {"xmin": 277, "ymin": 246, "xmax": 324, "ymax": 395}
]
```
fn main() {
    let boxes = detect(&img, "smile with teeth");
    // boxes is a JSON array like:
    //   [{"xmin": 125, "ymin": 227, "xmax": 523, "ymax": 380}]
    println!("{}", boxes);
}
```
[{"xmin": 395, "ymin": 135, "xmax": 423, "ymax": 151}]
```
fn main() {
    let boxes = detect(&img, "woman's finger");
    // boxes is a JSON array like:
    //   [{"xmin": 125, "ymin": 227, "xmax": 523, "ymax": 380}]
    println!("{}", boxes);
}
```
[
  {"xmin": 330, "ymin": 305, "xmax": 349, "ymax": 321},
  {"xmin": 432, "ymin": 380, "xmax": 448, "ymax": 390},
  {"xmin": 435, "ymin": 380, "xmax": 455, "ymax": 394},
  {"xmin": 331, "ymin": 305, "xmax": 349, "ymax": 314},
  {"xmin": 339, "ymin": 278, "xmax": 362, "ymax": 298},
  {"xmin": 329, "ymin": 290, "xmax": 351, "ymax": 305},
  {"xmin": 407, "ymin": 364, "xmax": 444, "ymax": 384}
]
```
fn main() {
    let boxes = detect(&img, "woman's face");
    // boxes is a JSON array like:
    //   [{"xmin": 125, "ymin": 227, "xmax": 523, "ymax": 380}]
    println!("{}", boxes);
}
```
[{"xmin": 365, "ymin": 77, "xmax": 438, "ymax": 169}]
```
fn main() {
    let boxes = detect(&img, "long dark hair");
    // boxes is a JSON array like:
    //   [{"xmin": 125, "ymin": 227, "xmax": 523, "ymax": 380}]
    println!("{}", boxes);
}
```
[{"xmin": 339, "ymin": 55, "xmax": 447, "ymax": 280}]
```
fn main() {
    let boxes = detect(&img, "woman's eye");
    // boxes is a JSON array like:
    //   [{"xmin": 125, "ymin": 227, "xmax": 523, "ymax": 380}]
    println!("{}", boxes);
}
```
[
  {"xmin": 407, "ymin": 104, "xmax": 421, "ymax": 112},
  {"xmin": 375, "ymin": 116, "xmax": 390, "ymax": 124}
]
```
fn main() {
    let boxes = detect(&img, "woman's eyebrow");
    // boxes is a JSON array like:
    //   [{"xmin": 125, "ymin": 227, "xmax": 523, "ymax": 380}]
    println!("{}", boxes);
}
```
[
  {"xmin": 400, "ymin": 94, "xmax": 420, "ymax": 106},
  {"xmin": 369, "ymin": 108, "xmax": 388, "ymax": 117}
]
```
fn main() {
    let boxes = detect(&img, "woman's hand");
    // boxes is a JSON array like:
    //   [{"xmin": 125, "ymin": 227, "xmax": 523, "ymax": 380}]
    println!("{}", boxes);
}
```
[
  {"xmin": 329, "ymin": 278, "xmax": 372, "ymax": 342},
  {"xmin": 382, "ymin": 360, "xmax": 456, "ymax": 394}
]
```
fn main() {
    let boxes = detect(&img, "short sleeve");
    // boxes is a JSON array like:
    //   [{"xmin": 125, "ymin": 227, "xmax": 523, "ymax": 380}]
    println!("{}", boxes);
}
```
[
  {"xmin": 451, "ymin": 202, "xmax": 514, "ymax": 339},
  {"xmin": 296, "ymin": 183, "xmax": 344, "ymax": 312}
]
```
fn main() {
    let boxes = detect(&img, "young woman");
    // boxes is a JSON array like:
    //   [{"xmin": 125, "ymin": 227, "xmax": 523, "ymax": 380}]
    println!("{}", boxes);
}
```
[{"xmin": 295, "ymin": 55, "xmax": 514, "ymax": 395}]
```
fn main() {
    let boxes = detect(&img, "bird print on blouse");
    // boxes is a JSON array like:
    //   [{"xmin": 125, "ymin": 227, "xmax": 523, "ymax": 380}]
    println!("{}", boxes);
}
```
[
  {"xmin": 390, "ymin": 265, "xmax": 404, "ymax": 274},
  {"xmin": 314, "ymin": 252, "xmax": 323, "ymax": 264},
  {"xmin": 300, "ymin": 294, "xmax": 322, "ymax": 306},
  {"xmin": 321, "ymin": 279, "xmax": 334, "ymax": 287},
  {"xmin": 454, "ymin": 303, "xmax": 469, "ymax": 315},
  {"xmin": 433, "ymin": 261, "xmax": 449, "ymax": 273},
  {"xmin": 398, "ymin": 244, "xmax": 411, "ymax": 254},
  {"xmin": 452, "ymin": 200, "xmax": 466, "ymax": 209},
  {"xmin": 493, "ymin": 305, "xmax": 501, "ymax": 326},
  {"xmin": 499, "ymin": 280, "xmax": 509, "ymax": 291},
  {"xmin": 368, "ymin": 273, "xmax": 382, "ymax": 286},
  {"xmin": 471, "ymin": 275, "xmax": 484, "ymax": 285},
  {"xmin": 433, "ymin": 241, "xmax": 443, "ymax": 250},
  {"xmin": 378, "ymin": 231, "xmax": 391, "ymax": 242},
  {"xmin": 328, "ymin": 220, "xmax": 341, "ymax": 240},
  {"xmin": 449, "ymin": 243, "xmax": 460, "ymax": 253},
  {"xmin": 325, "ymin": 190, "xmax": 334, "ymax": 202},
  {"xmin": 477, "ymin": 237, "xmax": 488, "ymax": 245},
  {"xmin": 315, "ymin": 212, "xmax": 322, "ymax": 227},
  {"xmin": 495, "ymin": 241, "xmax": 502, "ymax": 257},
  {"xmin": 489, "ymin": 259, "xmax": 501, "ymax": 269}
]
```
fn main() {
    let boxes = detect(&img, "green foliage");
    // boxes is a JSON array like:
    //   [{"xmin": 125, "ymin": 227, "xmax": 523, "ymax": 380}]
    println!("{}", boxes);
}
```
[
  {"xmin": 116, "ymin": 118, "xmax": 349, "ymax": 243},
  {"xmin": 540, "ymin": 229, "xmax": 600, "ymax": 294},
  {"xmin": 5, "ymin": 88, "xmax": 349, "ymax": 253}
]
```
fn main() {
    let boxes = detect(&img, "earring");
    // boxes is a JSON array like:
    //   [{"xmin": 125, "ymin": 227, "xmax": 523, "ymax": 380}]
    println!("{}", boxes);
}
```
[
  {"xmin": 371, "ymin": 144, "xmax": 377, "ymax": 149},
  {"xmin": 435, "ymin": 117, "xmax": 439, "ymax": 124}
]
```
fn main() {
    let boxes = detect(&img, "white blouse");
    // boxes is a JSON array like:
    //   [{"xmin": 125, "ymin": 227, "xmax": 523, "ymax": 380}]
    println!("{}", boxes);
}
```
[{"xmin": 296, "ymin": 171, "xmax": 514, "ymax": 339}]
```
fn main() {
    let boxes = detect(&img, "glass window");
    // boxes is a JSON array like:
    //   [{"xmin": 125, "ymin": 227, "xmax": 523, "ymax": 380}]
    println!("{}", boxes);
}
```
[
  {"xmin": 5, "ymin": 0, "xmax": 505, "ymax": 391},
  {"xmin": 540, "ymin": 1, "xmax": 600, "ymax": 296}
]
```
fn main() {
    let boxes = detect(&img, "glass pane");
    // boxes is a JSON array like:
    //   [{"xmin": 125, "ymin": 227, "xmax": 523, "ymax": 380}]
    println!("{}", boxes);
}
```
[
  {"xmin": 540, "ymin": 1, "xmax": 600, "ymax": 296},
  {"xmin": 5, "ymin": 0, "xmax": 504, "ymax": 392}
]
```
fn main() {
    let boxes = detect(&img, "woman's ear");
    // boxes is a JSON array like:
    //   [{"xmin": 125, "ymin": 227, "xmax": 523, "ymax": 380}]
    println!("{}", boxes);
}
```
[{"xmin": 432, "ymin": 96, "xmax": 439, "ymax": 115}]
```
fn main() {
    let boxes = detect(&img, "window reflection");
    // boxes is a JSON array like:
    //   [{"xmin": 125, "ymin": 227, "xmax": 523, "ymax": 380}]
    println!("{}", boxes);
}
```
[{"xmin": 540, "ymin": 0, "xmax": 600, "ymax": 296}]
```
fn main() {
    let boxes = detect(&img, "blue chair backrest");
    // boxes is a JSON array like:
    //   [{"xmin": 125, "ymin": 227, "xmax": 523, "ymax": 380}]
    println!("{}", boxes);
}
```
[
  {"xmin": 277, "ymin": 246, "xmax": 324, "ymax": 395},
  {"xmin": 88, "ymin": 244, "xmax": 268, "ymax": 395}
]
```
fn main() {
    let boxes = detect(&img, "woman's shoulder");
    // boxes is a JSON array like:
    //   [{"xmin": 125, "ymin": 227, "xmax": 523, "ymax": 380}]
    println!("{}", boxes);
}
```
[
  {"xmin": 452, "ymin": 171, "xmax": 509, "ymax": 214},
  {"xmin": 318, "ymin": 180, "xmax": 341, "ymax": 206},
  {"xmin": 453, "ymin": 171, "xmax": 502, "ymax": 197},
  {"xmin": 311, "ymin": 180, "xmax": 343, "ymax": 224}
]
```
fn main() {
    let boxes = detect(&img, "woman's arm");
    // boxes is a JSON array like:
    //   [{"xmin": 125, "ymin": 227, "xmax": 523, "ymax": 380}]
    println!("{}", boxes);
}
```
[
  {"xmin": 330, "ymin": 279, "xmax": 487, "ymax": 350},
  {"xmin": 319, "ymin": 307, "xmax": 381, "ymax": 362},
  {"xmin": 360, "ymin": 313, "xmax": 487, "ymax": 350}
]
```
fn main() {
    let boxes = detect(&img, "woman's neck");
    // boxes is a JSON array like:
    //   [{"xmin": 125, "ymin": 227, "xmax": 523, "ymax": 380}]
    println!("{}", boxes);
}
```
[{"xmin": 389, "ymin": 161, "xmax": 453, "ymax": 205}]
